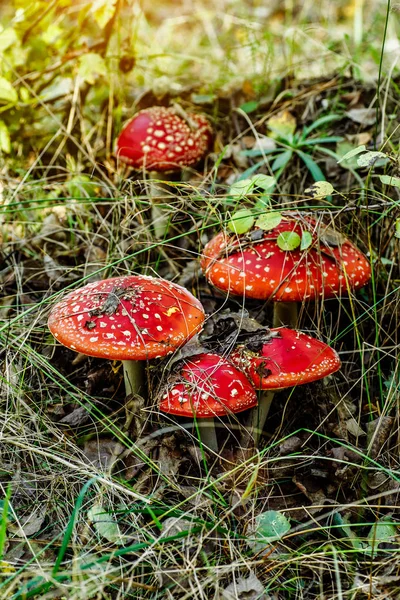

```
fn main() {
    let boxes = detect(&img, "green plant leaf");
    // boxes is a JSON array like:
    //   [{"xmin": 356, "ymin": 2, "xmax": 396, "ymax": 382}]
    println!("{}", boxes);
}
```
[
  {"xmin": 0, "ymin": 121, "xmax": 11, "ymax": 154},
  {"xmin": 364, "ymin": 518, "xmax": 398, "ymax": 556},
  {"xmin": 0, "ymin": 77, "xmax": 17, "ymax": 104},
  {"xmin": 304, "ymin": 181, "xmax": 334, "ymax": 199},
  {"xmin": 357, "ymin": 151, "xmax": 387, "ymax": 168},
  {"xmin": 239, "ymin": 100, "xmax": 259, "ymax": 114},
  {"xmin": 78, "ymin": 53, "xmax": 107, "ymax": 85},
  {"xmin": 271, "ymin": 149, "xmax": 292, "ymax": 172},
  {"xmin": 301, "ymin": 114, "xmax": 342, "ymax": 138},
  {"xmin": 249, "ymin": 174, "xmax": 276, "ymax": 191},
  {"xmin": 191, "ymin": 93, "xmax": 216, "ymax": 104},
  {"xmin": 379, "ymin": 174, "xmax": 400, "ymax": 188},
  {"xmin": 300, "ymin": 231, "xmax": 313, "ymax": 250},
  {"xmin": 254, "ymin": 194, "xmax": 272, "ymax": 211},
  {"xmin": 277, "ymin": 231, "xmax": 301, "ymax": 251},
  {"xmin": 297, "ymin": 150, "xmax": 326, "ymax": 182},
  {"xmin": 0, "ymin": 485, "xmax": 12, "ymax": 559},
  {"xmin": 229, "ymin": 178, "xmax": 260, "ymax": 199},
  {"xmin": 91, "ymin": 0, "xmax": 118, "ymax": 29},
  {"xmin": 395, "ymin": 219, "xmax": 400, "ymax": 239},
  {"xmin": 337, "ymin": 144, "xmax": 366, "ymax": 164},
  {"xmin": 255, "ymin": 211, "xmax": 282, "ymax": 231},
  {"xmin": 67, "ymin": 174, "xmax": 95, "ymax": 198},
  {"xmin": 87, "ymin": 503, "xmax": 124, "ymax": 545},
  {"xmin": 331, "ymin": 512, "xmax": 365, "ymax": 550},
  {"xmin": 301, "ymin": 136, "xmax": 344, "ymax": 146},
  {"xmin": 253, "ymin": 510, "xmax": 291, "ymax": 548},
  {"xmin": 240, "ymin": 147, "xmax": 279, "ymax": 158},
  {"xmin": 227, "ymin": 208, "xmax": 255, "ymax": 234},
  {"xmin": 0, "ymin": 28, "xmax": 18, "ymax": 53}
]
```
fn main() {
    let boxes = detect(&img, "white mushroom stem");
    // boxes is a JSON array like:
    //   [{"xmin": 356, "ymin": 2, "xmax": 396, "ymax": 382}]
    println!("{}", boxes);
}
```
[
  {"xmin": 147, "ymin": 174, "xmax": 173, "ymax": 240},
  {"xmin": 122, "ymin": 360, "xmax": 144, "ymax": 397},
  {"xmin": 273, "ymin": 302, "xmax": 298, "ymax": 329},
  {"xmin": 243, "ymin": 390, "xmax": 275, "ymax": 447},
  {"xmin": 197, "ymin": 418, "xmax": 219, "ymax": 453}
]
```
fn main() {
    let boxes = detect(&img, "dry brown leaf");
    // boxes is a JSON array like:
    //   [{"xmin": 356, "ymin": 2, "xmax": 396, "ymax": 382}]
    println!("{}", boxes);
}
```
[
  {"xmin": 367, "ymin": 416, "xmax": 394, "ymax": 459},
  {"xmin": 10, "ymin": 507, "xmax": 46, "ymax": 538},
  {"xmin": 346, "ymin": 107, "xmax": 376, "ymax": 126},
  {"xmin": 278, "ymin": 436, "xmax": 302, "ymax": 455},
  {"xmin": 82, "ymin": 438, "xmax": 125, "ymax": 471},
  {"xmin": 222, "ymin": 572, "xmax": 271, "ymax": 600}
]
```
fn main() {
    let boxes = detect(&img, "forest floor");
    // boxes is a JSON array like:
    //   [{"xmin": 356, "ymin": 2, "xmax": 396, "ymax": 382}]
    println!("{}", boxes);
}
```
[{"xmin": 0, "ymin": 1, "xmax": 400, "ymax": 599}]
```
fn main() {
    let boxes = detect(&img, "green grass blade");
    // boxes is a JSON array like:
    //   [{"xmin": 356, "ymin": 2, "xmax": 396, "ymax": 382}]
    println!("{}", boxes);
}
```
[
  {"xmin": 301, "ymin": 114, "xmax": 342, "ymax": 138},
  {"xmin": 296, "ymin": 149, "xmax": 326, "ymax": 181}
]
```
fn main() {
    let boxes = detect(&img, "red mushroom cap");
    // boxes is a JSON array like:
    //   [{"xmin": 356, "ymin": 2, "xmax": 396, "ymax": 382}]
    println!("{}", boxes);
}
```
[
  {"xmin": 230, "ymin": 327, "xmax": 341, "ymax": 389},
  {"xmin": 159, "ymin": 353, "xmax": 257, "ymax": 418},
  {"xmin": 116, "ymin": 106, "xmax": 212, "ymax": 171},
  {"xmin": 201, "ymin": 217, "xmax": 371, "ymax": 302},
  {"xmin": 48, "ymin": 275, "xmax": 205, "ymax": 360}
]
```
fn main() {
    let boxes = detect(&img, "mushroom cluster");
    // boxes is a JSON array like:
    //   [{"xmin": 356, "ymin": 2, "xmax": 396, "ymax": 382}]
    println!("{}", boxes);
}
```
[
  {"xmin": 46, "ymin": 105, "xmax": 372, "ymax": 455},
  {"xmin": 199, "ymin": 212, "xmax": 371, "ymax": 443}
]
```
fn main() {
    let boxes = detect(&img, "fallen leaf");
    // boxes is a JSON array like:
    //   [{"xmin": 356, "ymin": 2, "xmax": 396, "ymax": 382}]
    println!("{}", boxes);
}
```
[
  {"xmin": 345, "ymin": 417, "xmax": 366, "ymax": 437},
  {"xmin": 251, "ymin": 136, "xmax": 276, "ymax": 151},
  {"xmin": 87, "ymin": 503, "xmax": 124, "ymax": 545},
  {"xmin": 82, "ymin": 438, "xmax": 125, "ymax": 471},
  {"xmin": 278, "ymin": 435, "xmax": 302, "ymax": 455},
  {"xmin": 346, "ymin": 107, "xmax": 376, "ymax": 126},
  {"xmin": 12, "ymin": 507, "xmax": 46, "ymax": 537},
  {"xmin": 267, "ymin": 110, "xmax": 297, "ymax": 138},
  {"xmin": 367, "ymin": 416, "xmax": 394, "ymax": 459},
  {"xmin": 222, "ymin": 572, "xmax": 271, "ymax": 600},
  {"xmin": 304, "ymin": 181, "xmax": 334, "ymax": 199}
]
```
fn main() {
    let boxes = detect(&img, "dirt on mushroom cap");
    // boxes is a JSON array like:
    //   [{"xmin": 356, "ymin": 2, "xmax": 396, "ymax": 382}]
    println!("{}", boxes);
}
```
[
  {"xmin": 48, "ymin": 275, "xmax": 205, "ymax": 360},
  {"xmin": 159, "ymin": 353, "xmax": 258, "ymax": 418},
  {"xmin": 116, "ymin": 106, "xmax": 212, "ymax": 171},
  {"xmin": 201, "ymin": 217, "xmax": 371, "ymax": 302}
]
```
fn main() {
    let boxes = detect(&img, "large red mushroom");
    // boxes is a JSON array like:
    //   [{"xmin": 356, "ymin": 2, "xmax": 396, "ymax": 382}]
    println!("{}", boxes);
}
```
[
  {"xmin": 201, "ymin": 216, "xmax": 371, "ymax": 328},
  {"xmin": 48, "ymin": 275, "xmax": 205, "ymax": 396}
]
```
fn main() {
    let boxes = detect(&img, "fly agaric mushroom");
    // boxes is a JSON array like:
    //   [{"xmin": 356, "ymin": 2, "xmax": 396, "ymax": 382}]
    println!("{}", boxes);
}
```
[
  {"xmin": 201, "ymin": 216, "xmax": 371, "ymax": 328},
  {"xmin": 116, "ymin": 105, "xmax": 212, "ymax": 238},
  {"xmin": 159, "ymin": 353, "xmax": 257, "ymax": 451},
  {"xmin": 230, "ymin": 327, "xmax": 341, "ymax": 444},
  {"xmin": 48, "ymin": 275, "xmax": 205, "ymax": 397}
]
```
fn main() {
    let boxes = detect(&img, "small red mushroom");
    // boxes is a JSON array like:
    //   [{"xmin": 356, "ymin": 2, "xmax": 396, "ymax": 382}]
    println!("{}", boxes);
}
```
[
  {"xmin": 48, "ymin": 275, "xmax": 205, "ymax": 396},
  {"xmin": 201, "ymin": 216, "xmax": 371, "ymax": 327},
  {"xmin": 116, "ymin": 106, "xmax": 212, "ymax": 238},
  {"xmin": 230, "ymin": 327, "xmax": 341, "ymax": 444},
  {"xmin": 116, "ymin": 106, "xmax": 212, "ymax": 172},
  {"xmin": 159, "ymin": 353, "xmax": 257, "ymax": 451}
]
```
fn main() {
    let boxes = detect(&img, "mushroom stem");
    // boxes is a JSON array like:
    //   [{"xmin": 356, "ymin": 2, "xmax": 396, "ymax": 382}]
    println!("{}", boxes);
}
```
[
  {"xmin": 243, "ymin": 390, "xmax": 275, "ymax": 447},
  {"xmin": 148, "ymin": 174, "xmax": 173, "ymax": 240},
  {"xmin": 197, "ymin": 418, "xmax": 218, "ymax": 452},
  {"xmin": 122, "ymin": 360, "xmax": 144, "ymax": 397},
  {"xmin": 273, "ymin": 302, "xmax": 298, "ymax": 329}
]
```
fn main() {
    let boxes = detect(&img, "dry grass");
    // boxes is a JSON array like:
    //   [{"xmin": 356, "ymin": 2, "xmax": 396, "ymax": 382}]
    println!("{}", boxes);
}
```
[{"xmin": 0, "ymin": 0, "xmax": 400, "ymax": 598}]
